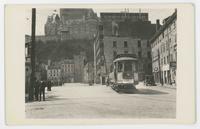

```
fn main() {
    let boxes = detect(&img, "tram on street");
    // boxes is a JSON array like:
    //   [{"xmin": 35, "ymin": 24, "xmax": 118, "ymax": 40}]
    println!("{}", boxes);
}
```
[{"xmin": 108, "ymin": 54, "xmax": 139, "ymax": 92}]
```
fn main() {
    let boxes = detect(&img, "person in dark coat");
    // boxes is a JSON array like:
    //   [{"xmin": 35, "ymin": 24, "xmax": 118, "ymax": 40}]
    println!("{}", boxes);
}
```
[
  {"xmin": 39, "ymin": 80, "xmax": 46, "ymax": 101},
  {"xmin": 47, "ymin": 80, "xmax": 52, "ymax": 91}
]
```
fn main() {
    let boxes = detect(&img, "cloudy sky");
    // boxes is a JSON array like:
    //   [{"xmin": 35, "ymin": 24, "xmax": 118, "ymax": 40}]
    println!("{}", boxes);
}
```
[{"xmin": 25, "ymin": 8, "xmax": 175, "ymax": 35}]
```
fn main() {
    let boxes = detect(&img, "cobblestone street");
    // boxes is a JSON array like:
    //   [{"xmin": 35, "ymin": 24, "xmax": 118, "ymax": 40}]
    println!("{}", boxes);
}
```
[{"xmin": 25, "ymin": 83, "xmax": 176, "ymax": 119}]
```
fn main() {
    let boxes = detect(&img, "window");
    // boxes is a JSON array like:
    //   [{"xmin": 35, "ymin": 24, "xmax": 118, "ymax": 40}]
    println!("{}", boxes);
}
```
[
  {"xmin": 147, "ymin": 51, "xmax": 151, "ymax": 58},
  {"xmin": 124, "ymin": 62, "xmax": 132, "ymax": 72},
  {"xmin": 163, "ymin": 45, "xmax": 165, "ymax": 53},
  {"xmin": 113, "ymin": 41, "xmax": 117, "ymax": 48},
  {"xmin": 174, "ymin": 22, "xmax": 176, "ymax": 29},
  {"xmin": 170, "ymin": 54, "xmax": 173, "ymax": 61},
  {"xmin": 113, "ymin": 51, "xmax": 117, "ymax": 58},
  {"xmin": 138, "ymin": 51, "xmax": 142, "ymax": 58},
  {"xmin": 99, "ymin": 25, "xmax": 103, "ymax": 31},
  {"xmin": 167, "ymin": 55, "xmax": 169, "ymax": 63},
  {"xmin": 164, "ymin": 57, "xmax": 166, "ymax": 64},
  {"xmin": 124, "ymin": 41, "xmax": 128, "ymax": 48},
  {"xmin": 138, "ymin": 40, "xmax": 141, "ymax": 48},
  {"xmin": 168, "ymin": 38, "xmax": 171, "ymax": 43},
  {"xmin": 147, "ymin": 40, "xmax": 150, "ymax": 47},
  {"xmin": 166, "ymin": 42, "xmax": 168, "ymax": 51},
  {"xmin": 124, "ymin": 50, "xmax": 128, "ymax": 54},
  {"xmin": 118, "ymin": 62, "xmax": 123, "ymax": 72},
  {"xmin": 148, "ymin": 63, "xmax": 151, "ymax": 69}
]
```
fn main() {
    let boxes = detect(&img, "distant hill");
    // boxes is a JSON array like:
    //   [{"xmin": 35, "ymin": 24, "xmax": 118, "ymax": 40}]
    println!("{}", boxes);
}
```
[{"xmin": 35, "ymin": 39, "xmax": 94, "ymax": 63}]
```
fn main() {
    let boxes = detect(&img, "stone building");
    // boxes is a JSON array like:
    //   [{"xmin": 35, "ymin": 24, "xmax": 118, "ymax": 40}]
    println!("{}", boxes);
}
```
[
  {"xmin": 45, "ymin": 14, "xmax": 61, "ymax": 36},
  {"xmin": 150, "ymin": 10, "xmax": 177, "ymax": 86},
  {"xmin": 73, "ymin": 52, "xmax": 87, "ymax": 82},
  {"xmin": 59, "ymin": 8, "xmax": 98, "ymax": 40},
  {"xmin": 60, "ymin": 59, "xmax": 75, "ymax": 83},
  {"xmin": 47, "ymin": 65, "xmax": 61, "ymax": 85},
  {"xmin": 35, "ymin": 13, "xmax": 61, "ymax": 43},
  {"xmin": 36, "ymin": 9, "xmax": 98, "ymax": 43},
  {"xmin": 94, "ymin": 11, "xmax": 156, "ymax": 84},
  {"xmin": 94, "ymin": 36, "xmax": 152, "ymax": 84},
  {"xmin": 100, "ymin": 12, "xmax": 151, "ymax": 37},
  {"xmin": 35, "ymin": 35, "xmax": 60, "ymax": 43},
  {"xmin": 25, "ymin": 35, "xmax": 31, "ymax": 95},
  {"xmin": 100, "ymin": 12, "xmax": 148, "ymax": 23}
]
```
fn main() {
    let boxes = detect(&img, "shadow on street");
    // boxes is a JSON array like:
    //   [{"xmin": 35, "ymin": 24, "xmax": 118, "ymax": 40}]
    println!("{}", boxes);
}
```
[{"xmin": 117, "ymin": 88, "xmax": 168, "ymax": 95}]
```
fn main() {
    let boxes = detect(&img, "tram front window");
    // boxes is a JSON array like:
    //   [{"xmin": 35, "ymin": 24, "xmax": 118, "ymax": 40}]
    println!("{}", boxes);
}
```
[
  {"xmin": 118, "ymin": 62, "xmax": 123, "ymax": 72},
  {"xmin": 124, "ymin": 61, "xmax": 132, "ymax": 72}
]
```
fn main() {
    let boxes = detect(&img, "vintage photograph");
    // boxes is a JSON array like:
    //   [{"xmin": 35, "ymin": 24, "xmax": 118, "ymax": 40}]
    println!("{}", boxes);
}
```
[{"xmin": 25, "ymin": 7, "xmax": 177, "ymax": 119}]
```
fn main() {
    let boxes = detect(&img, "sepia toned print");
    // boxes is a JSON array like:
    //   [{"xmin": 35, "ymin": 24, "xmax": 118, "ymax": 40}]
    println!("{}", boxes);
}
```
[{"xmin": 24, "ymin": 7, "xmax": 177, "ymax": 119}]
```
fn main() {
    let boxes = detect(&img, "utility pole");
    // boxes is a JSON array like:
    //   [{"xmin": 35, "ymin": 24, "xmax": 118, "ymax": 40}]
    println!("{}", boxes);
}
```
[{"xmin": 29, "ymin": 8, "xmax": 36, "ymax": 101}]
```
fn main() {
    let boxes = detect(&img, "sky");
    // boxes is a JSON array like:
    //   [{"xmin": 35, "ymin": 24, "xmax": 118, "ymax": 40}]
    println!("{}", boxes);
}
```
[{"xmin": 25, "ymin": 8, "xmax": 175, "ymax": 35}]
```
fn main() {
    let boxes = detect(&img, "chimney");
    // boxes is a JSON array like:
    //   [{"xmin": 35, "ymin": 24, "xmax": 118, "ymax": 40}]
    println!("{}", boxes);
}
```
[{"xmin": 156, "ymin": 19, "xmax": 160, "ymax": 31}]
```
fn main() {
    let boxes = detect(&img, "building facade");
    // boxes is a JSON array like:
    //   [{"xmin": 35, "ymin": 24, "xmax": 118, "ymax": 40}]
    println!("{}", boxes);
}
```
[
  {"xmin": 47, "ymin": 66, "xmax": 61, "ymax": 84},
  {"xmin": 150, "ymin": 10, "xmax": 177, "ymax": 86},
  {"xmin": 60, "ymin": 59, "xmax": 75, "ymax": 83},
  {"xmin": 25, "ymin": 35, "xmax": 31, "ymax": 95},
  {"xmin": 59, "ymin": 8, "xmax": 98, "ymax": 40},
  {"xmin": 36, "ymin": 9, "xmax": 98, "ymax": 43},
  {"xmin": 94, "ymin": 11, "xmax": 156, "ymax": 84},
  {"xmin": 83, "ymin": 62, "xmax": 94, "ymax": 83},
  {"xmin": 94, "ymin": 35, "xmax": 152, "ymax": 84},
  {"xmin": 100, "ymin": 12, "xmax": 148, "ymax": 23}
]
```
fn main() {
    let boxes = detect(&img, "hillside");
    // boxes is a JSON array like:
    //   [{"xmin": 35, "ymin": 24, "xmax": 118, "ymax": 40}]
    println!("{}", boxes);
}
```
[{"xmin": 35, "ymin": 39, "xmax": 94, "ymax": 63}]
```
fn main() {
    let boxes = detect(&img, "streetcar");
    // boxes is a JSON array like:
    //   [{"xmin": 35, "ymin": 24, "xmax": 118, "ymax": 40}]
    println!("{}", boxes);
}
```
[{"xmin": 108, "ymin": 54, "xmax": 139, "ymax": 92}]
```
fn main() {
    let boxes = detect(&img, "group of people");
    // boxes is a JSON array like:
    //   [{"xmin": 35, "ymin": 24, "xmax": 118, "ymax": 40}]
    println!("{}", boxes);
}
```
[{"xmin": 34, "ymin": 78, "xmax": 52, "ymax": 101}]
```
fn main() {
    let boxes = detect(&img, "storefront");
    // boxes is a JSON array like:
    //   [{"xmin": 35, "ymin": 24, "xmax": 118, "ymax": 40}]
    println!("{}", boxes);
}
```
[{"xmin": 170, "ymin": 61, "xmax": 177, "ymax": 85}]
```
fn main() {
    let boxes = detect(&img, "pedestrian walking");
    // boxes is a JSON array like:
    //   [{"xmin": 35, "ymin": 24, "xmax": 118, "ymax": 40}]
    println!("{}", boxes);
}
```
[
  {"xmin": 47, "ymin": 80, "xmax": 52, "ymax": 91},
  {"xmin": 39, "ymin": 80, "xmax": 46, "ymax": 101}
]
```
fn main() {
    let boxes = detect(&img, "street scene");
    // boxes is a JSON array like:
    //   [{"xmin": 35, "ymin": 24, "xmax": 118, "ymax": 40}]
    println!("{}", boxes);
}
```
[
  {"xmin": 26, "ymin": 83, "xmax": 176, "ymax": 118},
  {"xmin": 25, "ymin": 7, "xmax": 177, "ymax": 118}
]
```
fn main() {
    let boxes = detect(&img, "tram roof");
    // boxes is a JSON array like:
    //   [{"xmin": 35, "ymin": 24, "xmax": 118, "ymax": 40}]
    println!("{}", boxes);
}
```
[{"xmin": 113, "ymin": 54, "xmax": 137, "ymax": 62}]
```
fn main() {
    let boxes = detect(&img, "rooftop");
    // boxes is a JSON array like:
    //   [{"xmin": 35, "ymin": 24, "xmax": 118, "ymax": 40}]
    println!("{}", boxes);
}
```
[{"xmin": 150, "ymin": 10, "xmax": 177, "ymax": 43}]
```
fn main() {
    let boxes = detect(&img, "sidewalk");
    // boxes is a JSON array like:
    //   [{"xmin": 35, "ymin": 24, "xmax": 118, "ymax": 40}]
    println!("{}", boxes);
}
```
[
  {"xmin": 136, "ymin": 82, "xmax": 176, "ymax": 89},
  {"xmin": 157, "ymin": 83, "xmax": 176, "ymax": 89}
]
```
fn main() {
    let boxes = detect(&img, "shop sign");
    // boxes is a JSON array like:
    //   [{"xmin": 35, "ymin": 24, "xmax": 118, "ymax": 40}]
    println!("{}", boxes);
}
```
[
  {"xmin": 170, "ymin": 62, "xmax": 176, "ymax": 68},
  {"xmin": 153, "ymin": 67, "xmax": 159, "ymax": 72}
]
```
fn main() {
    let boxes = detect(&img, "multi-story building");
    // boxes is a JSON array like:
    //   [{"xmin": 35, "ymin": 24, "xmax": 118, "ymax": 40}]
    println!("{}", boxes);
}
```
[
  {"xmin": 150, "ymin": 10, "xmax": 177, "ymax": 86},
  {"xmin": 100, "ymin": 12, "xmax": 148, "ymax": 23},
  {"xmin": 60, "ymin": 59, "xmax": 75, "ymax": 83},
  {"xmin": 36, "ymin": 9, "xmax": 98, "ymax": 42},
  {"xmin": 45, "ymin": 14, "xmax": 61, "ymax": 36},
  {"xmin": 47, "ymin": 65, "xmax": 61, "ymax": 84},
  {"xmin": 59, "ymin": 8, "xmax": 98, "ymax": 40},
  {"xmin": 94, "ymin": 11, "xmax": 156, "ymax": 84},
  {"xmin": 25, "ymin": 35, "xmax": 31, "ymax": 94},
  {"xmin": 94, "ymin": 35, "xmax": 152, "ymax": 84},
  {"xmin": 100, "ymin": 12, "xmax": 151, "ymax": 37}
]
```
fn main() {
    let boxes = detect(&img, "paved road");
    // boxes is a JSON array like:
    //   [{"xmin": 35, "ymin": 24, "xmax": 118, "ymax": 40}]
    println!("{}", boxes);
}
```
[{"xmin": 26, "ymin": 83, "xmax": 176, "ymax": 119}]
